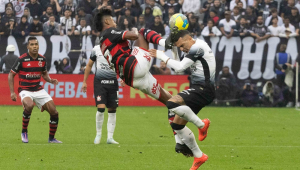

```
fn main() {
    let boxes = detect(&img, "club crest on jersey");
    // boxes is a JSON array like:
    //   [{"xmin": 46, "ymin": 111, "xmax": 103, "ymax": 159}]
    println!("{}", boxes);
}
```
[
  {"xmin": 38, "ymin": 61, "xmax": 43, "ymax": 67},
  {"xmin": 97, "ymin": 95, "xmax": 101, "ymax": 101}
]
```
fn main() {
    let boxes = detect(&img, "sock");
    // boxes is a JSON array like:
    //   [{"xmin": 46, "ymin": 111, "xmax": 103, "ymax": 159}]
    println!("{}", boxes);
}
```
[
  {"xmin": 96, "ymin": 111, "xmax": 104, "ymax": 136},
  {"xmin": 49, "ymin": 114, "xmax": 59, "ymax": 140},
  {"xmin": 168, "ymin": 110, "xmax": 184, "ymax": 144},
  {"xmin": 159, "ymin": 39, "xmax": 166, "ymax": 47},
  {"xmin": 107, "ymin": 112, "xmax": 116, "ymax": 139},
  {"xmin": 139, "ymin": 28, "xmax": 162, "ymax": 44},
  {"xmin": 175, "ymin": 127, "xmax": 203, "ymax": 158},
  {"xmin": 22, "ymin": 110, "xmax": 32, "ymax": 133},
  {"xmin": 170, "ymin": 105, "xmax": 205, "ymax": 129}
]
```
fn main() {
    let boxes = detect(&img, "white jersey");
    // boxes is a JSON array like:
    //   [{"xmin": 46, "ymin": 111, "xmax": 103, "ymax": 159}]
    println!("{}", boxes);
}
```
[
  {"xmin": 185, "ymin": 39, "xmax": 216, "ymax": 85},
  {"xmin": 90, "ymin": 45, "xmax": 117, "ymax": 80}
]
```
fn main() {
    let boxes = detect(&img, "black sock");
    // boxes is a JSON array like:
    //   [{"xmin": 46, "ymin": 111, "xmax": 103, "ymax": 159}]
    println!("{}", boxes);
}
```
[
  {"xmin": 49, "ymin": 114, "xmax": 59, "ymax": 140},
  {"xmin": 22, "ymin": 110, "xmax": 32, "ymax": 133}
]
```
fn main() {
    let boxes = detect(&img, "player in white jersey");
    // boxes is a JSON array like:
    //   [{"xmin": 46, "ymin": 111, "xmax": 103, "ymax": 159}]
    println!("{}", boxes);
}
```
[
  {"xmin": 81, "ymin": 45, "xmax": 120, "ymax": 145},
  {"xmin": 150, "ymin": 30, "xmax": 216, "ymax": 170}
]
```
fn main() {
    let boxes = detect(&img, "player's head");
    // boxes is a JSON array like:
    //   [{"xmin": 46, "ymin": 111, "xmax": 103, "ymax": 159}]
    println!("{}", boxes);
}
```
[
  {"xmin": 27, "ymin": 37, "xmax": 39, "ymax": 54},
  {"xmin": 94, "ymin": 8, "xmax": 116, "ymax": 32},
  {"xmin": 173, "ymin": 30, "xmax": 194, "ymax": 53}
]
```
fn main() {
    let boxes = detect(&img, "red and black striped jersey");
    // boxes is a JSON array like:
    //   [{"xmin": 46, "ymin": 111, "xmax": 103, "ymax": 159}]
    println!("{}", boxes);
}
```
[
  {"xmin": 11, "ymin": 53, "xmax": 47, "ymax": 93},
  {"xmin": 99, "ymin": 27, "xmax": 137, "ymax": 86}
]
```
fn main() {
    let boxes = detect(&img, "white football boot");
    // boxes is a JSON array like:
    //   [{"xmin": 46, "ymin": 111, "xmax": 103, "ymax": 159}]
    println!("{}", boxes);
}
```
[
  {"xmin": 107, "ymin": 138, "xmax": 119, "ymax": 144},
  {"xmin": 94, "ymin": 135, "xmax": 101, "ymax": 144}
]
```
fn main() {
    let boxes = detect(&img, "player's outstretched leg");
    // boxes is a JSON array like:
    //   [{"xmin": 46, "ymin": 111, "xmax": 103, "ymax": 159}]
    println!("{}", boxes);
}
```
[
  {"xmin": 107, "ymin": 108, "xmax": 119, "ymax": 144},
  {"xmin": 94, "ymin": 107, "xmax": 105, "ymax": 144},
  {"xmin": 166, "ymin": 98, "xmax": 210, "ymax": 141},
  {"xmin": 21, "ymin": 97, "xmax": 34, "ymax": 143},
  {"xmin": 43, "ymin": 100, "xmax": 62, "ymax": 143}
]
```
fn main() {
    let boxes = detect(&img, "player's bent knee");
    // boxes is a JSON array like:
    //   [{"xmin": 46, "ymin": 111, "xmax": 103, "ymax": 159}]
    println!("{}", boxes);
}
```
[
  {"xmin": 171, "ymin": 123, "xmax": 185, "ymax": 130},
  {"xmin": 166, "ymin": 101, "xmax": 181, "ymax": 110},
  {"xmin": 97, "ymin": 108, "xmax": 105, "ymax": 112}
]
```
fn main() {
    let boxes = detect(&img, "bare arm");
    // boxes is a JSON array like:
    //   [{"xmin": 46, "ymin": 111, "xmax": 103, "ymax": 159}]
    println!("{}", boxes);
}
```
[
  {"xmin": 42, "ymin": 71, "xmax": 58, "ymax": 84},
  {"xmin": 81, "ymin": 59, "xmax": 94, "ymax": 92},
  {"xmin": 54, "ymin": 0, "xmax": 61, "ymax": 12},
  {"xmin": 123, "ymin": 30, "xmax": 139, "ymax": 40},
  {"xmin": 220, "ymin": 27, "xmax": 226, "ymax": 35},
  {"xmin": 8, "ymin": 72, "xmax": 17, "ymax": 101}
]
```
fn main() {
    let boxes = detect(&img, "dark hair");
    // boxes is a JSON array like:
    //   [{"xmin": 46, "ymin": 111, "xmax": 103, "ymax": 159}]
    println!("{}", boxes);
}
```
[
  {"xmin": 207, "ymin": 19, "xmax": 215, "ymax": 25},
  {"xmin": 94, "ymin": 8, "xmax": 113, "ymax": 32},
  {"xmin": 270, "ymin": 8, "xmax": 277, "ymax": 13},
  {"xmin": 27, "ymin": 36, "xmax": 38, "ymax": 44},
  {"xmin": 172, "ymin": 30, "xmax": 190, "ymax": 43},
  {"xmin": 46, "ymin": 5, "xmax": 53, "ymax": 10}
]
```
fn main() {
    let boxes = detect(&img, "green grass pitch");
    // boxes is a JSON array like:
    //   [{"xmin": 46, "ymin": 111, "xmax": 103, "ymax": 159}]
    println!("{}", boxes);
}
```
[{"xmin": 0, "ymin": 106, "xmax": 300, "ymax": 170}]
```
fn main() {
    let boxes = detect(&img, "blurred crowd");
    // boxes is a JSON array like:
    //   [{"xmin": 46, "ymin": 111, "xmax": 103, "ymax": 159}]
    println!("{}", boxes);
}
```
[{"xmin": 1, "ymin": 0, "xmax": 300, "ymax": 107}]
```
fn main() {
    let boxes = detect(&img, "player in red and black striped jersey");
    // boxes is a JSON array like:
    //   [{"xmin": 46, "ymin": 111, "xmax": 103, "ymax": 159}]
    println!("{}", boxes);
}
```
[
  {"xmin": 94, "ymin": 8, "xmax": 193, "ymax": 157},
  {"xmin": 8, "ymin": 37, "xmax": 62, "ymax": 143}
]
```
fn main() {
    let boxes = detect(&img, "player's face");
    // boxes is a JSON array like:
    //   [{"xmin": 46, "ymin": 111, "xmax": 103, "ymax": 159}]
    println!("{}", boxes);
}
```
[
  {"xmin": 27, "ymin": 40, "xmax": 39, "ymax": 54},
  {"xmin": 175, "ymin": 35, "xmax": 194, "ymax": 53},
  {"xmin": 106, "ymin": 16, "xmax": 117, "ymax": 28}
]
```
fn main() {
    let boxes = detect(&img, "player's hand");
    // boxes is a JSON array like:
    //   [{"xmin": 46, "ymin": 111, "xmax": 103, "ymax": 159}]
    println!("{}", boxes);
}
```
[
  {"xmin": 50, "ymin": 79, "xmax": 58, "ymax": 85},
  {"xmin": 120, "ymin": 80, "xmax": 126, "ymax": 87},
  {"xmin": 81, "ymin": 82, "xmax": 87, "ymax": 92},
  {"xmin": 149, "ymin": 49, "xmax": 157, "ymax": 58},
  {"xmin": 131, "ymin": 27, "xmax": 138, "ymax": 35},
  {"xmin": 11, "ymin": 92, "xmax": 17, "ymax": 102}
]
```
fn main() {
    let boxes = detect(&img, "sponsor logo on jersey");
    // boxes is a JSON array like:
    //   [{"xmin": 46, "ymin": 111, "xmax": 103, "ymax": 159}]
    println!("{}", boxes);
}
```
[
  {"xmin": 111, "ymin": 30, "xmax": 122, "ymax": 34},
  {"xmin": 97, "ymin": 95, "xmax": 101, "ymax": 101},
  {"xmin": 24, "ymin": 58, "xmax": 30, "ymax": 61},
  {"xmin": 26, "ymin": 73, "xmax": 41, "ymax": 78}
]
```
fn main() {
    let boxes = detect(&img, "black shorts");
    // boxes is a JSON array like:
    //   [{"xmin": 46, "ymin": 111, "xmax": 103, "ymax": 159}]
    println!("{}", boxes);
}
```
[
  {"xmin": 94, "ymin": 78, "xmax": 119, "ymax": 108},
  {"xmin": 178, "ymin": 84, "xmax": 215, "ymax": 114}
]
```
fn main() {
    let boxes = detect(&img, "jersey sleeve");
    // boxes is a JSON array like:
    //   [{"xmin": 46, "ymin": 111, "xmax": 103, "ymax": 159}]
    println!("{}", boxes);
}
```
[
  {"xmin": 90, "ymin": 49, "xmax": 97, "ymax": 61},
  {"xmin": 185, "ymin": 44, "xmax": 204, "ymax": 62},
  {"xmin": 107, "ymin": 27, "xmax": 127, "ymax": 43},
  {"xmin": 42, "ymin": 59, "xmax": 47, "ymax": 71},
  {"xmin": 11, "ymin": 58, "xmax": 21, "ymax": 73}
]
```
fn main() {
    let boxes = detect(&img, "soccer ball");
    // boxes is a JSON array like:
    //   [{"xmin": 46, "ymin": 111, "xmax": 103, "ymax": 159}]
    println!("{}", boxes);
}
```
[{"xmin": 169, "ymin": 13, "xmax": 189, "ymax": 31}]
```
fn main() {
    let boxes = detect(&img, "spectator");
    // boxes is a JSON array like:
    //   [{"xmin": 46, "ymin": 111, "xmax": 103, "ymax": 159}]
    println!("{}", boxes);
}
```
[
  {"xmin": 252, "ymin": 0, "xmax": 262, "ymax": 17},
  {"xmin": 281, "ymin": 0, "xmax": 295, "ymax": 18},
  {"xmin": 113, "ymin": 0, "xmax": 126, "ymax": 19},
  {"xmin": 60, "ymin": 0, "xmax": 77, "ymax": 18},
  {"xmin": 200, "ymin": 0, "xmax": 213, "ymax": 25},
  {"xmin": 230, "ymin": 0, "xmax": 246, "ymax": 11},
  {"xmin": 163, "ymin": 7, "xmax": 175, "ymax": 26},
  {"xmin": 119, "ymin": 0, "xmax": 139, "ymax": 23},
  {"xmin": 59, "ymin": 57, "xmax": 73, "ymax": 74},
  {"xmin": 0, "ymin": 0, "xmax": 9, "ymax": 17},
  {"xmin": 0, "ymin": 15, "xmax": 5, "ymax": 35},
  {"xmin": 268, "ymin": 17, "xmax": 283, "ymax": 36},
  {"xmin": 278, "ymin": 17, "xmax": 298, "ymax": 37},
  {"xmin": 43, "ymin": 15, "xmax": 61, "ymax": 35},
  {"xmin": 249, "ymin": 16, "xmax": 271, "ymax": 42},
  {"xmin": 25, "ymin": 0, "xmax": 43, "ymax": 17},
  {"xmin": 119, "ymin": 18, "xmax": 132, "ymax": 30},
  {"xmin": 220, "ymin": 0, "xmax": 230, "ymax": 11},
  {"xmin": 216, "ymin": 66, "xmax": 238, "ymax": 100},
  {"xmin": 43, "ymin": 0, "xmax": 61, "ymax": 16},
  {"xmin": 118, "ymin": 8, "xmax": 135, "ymax": 30},
  {"xmin": 231, "ymin": 6, "xmax": 242, "ymax": 24},
  {"xmin": 15, "ymin": 15, "xmax": 29, "ymax": 37},
  {"xmin": 76, "ymin": 7, "xmax": 93, "ymax": 27},
  {"xmin": 28, "ymin": 16, "xmax": 43, "ymax": 36},
  {"xmin": 91, "ymin": 24, "xmax": 100, "ymax": 37},
  {"xmin": 240, "ymin": 82, "xmax": 259, "ymax": 107},
  {"xmin": 143, "ymin": 0, "xmax": 162, "ymax": 17},
  {"xmin": 4, "ymin": 18, "xmax": 17, "ymax": 36},
  {"xmin": 182, "ymin": 0, "xmax": 201, "ymax": 15},
  {"xmin": 237, "ymin": 1, "xmax": 246, "ymax": 15},
  {"xmin": 0, "ymin": 45, "xmax": 18, "ymax": 73},
  {"xmin": 150, "ymin": 15, "xmax": 165, "ymax": 36},
  {"xmin": 78, "ymin": 0, "xmax": 97, "ymax": 15},
  {"xmin": 79, "ymin": 63, "xmax": 86, "ymax": 74},
  {"xmin": 40, "ymin": 6, "xmax": 59, "ymax": 23},
  {"xmin": 209, "ymin": 10, "xmax": 220, "ymax": 25},
  {"xmin": 74, "ymin": 18, "xmax": 91, "ymax": 36},
  {"xmin": 160, "ymin": 0, "xmax": 184, "ymax": 16},
  {"xmin": 219, "ymin": 11, "xmax": 236, "ymax": 39},
  {"xmin": 187, "ymin": 15, "xmax": 201, "ymax": 37},
  {"xmin": 144, "ymin": 6, "xmax": 154, "ymax": 28},
  {"xmin": 244, "ymin": 6, "xmax": 257, "ymax": 26},
  {"xmin": 132, "ymin": 0, "xmax": 143, "ymax": 17},
  {"xmin": 152, "ymin": 61, "xmax": 171, "ymax": 75},
  {"xmin": 279, "ymin": 0, "xmax": 288, "ymax": 16},
  {"xmin": 210, "ymin": 0, "xmax": 225, "ymax": 19},
  {"xmin": 261, "ymin": 0, "xmax": 277, "ymax": 21},
  {"xmin": 289, "ymin": 7, "xmax": 300, "ymax": 27},
  {"xmin": 137, "ymin": 14, "xmax": 146, "ymax": 30},
  {"xmin": 201, "ymin": 19, "xmax": 222, "ymax": 37},
  {"xmin": 265, "ymin": 8, "xmax": 284, "ymax": 26},
  {"xmin": 60, "ymin": 9, "xmax": 76, "ymax": 36},
  {"xmin": 23, "ymin": 7, "xmax": 33, "ymax": 24},
  {"xmin": 274, "ymin": 44, "xmax": 292, "ymax": 88},
  {"xmin": 2, "ymin": 7, "xmax": 15, "ymax": 26},
  {"xmin": 233, "ymin": 17, "xmax": 250, "ymax": 36},
  {"xmin": 262, "ymin": 81, "xmax": 284, "ymax": 107}
]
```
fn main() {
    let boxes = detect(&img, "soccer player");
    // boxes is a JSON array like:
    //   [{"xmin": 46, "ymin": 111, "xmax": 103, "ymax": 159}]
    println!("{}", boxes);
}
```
[
  {"xmin": 149, "ymin": 30, "xmax": 216, "ymax": 170},
  {"xmin": 8, "ymin": 37, "xmax": 62, "ymax": 143},
  {"xmin": 94, "ymin": 8, "xmax": 193, "ymax": 156},
  {"xmin": 81, "ymin": 45, "xmax": 120, "ymax": 145}
]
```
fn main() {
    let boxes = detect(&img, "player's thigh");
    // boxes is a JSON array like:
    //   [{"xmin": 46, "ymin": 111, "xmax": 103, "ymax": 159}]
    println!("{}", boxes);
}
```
[
  {"xmin": 32, "ymin": 89, "xmax": 53, "ymax": 112},
  {"xmin": 106, "ymin": 86, "xmax": 119, "ymax": 108},
  {"xmin": 132, "ymin": 47, "xmax": 152, "ymax": 78},
  {"xmin": 19, "ymin": 90, "xmax": 34, "ymax": 110},
  {"xmin": 133, "ymin": 33, "xmax": 149, "ymax": 50},
  {"xmin": 133, "ymin": 72, "xmax": 161, "ymax": 99},
  {"xmin": 177, "ymin": 88, "xmax": 208, "ymax": 114},
  {"xmin": 94, "ymin": 82, "xmax": 108, "ymax": 107},
  {"xmin": 43, "ymin": 100, "xmax": 58, "ymax": 115}
]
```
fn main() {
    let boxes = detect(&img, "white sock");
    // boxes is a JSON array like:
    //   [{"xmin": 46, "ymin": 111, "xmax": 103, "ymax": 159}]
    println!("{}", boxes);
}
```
[
  {"xmin": 96, "ymin": 111, "xmax": 104, "ymax": 136},
  {"xmin": 107, "ymin": 113, "xmax": 116, "ymax": 139},
  {"xmin": 175, "ymin": 134, "xmax": 184, "ymax": 144},
  {"xmin": 171, "ymin": 105, "xmax": 205, "ymax": 128},
  {"xmin": 159, "ymin": 39, "xmax": 165, "ymax": 47},
  {"xmin": 175, "ymin": 127, "xmax": 203, "ymax": 158}
]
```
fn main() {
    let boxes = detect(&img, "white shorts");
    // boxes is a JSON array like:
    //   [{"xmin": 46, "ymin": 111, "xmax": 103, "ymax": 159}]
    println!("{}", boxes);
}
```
[
  {"xmin": 131, "ymin": 47, "xmax": 161, "ymax": 99},
  {"xmin": 19, "ymin": 89, "xmax": 53, "ymax": 111}
]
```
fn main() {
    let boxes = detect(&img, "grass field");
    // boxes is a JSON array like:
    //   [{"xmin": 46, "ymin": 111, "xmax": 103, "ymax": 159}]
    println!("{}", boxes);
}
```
[{"xmin": 0, "ymin": 106, "xmax": 300, "ymax": 170}]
